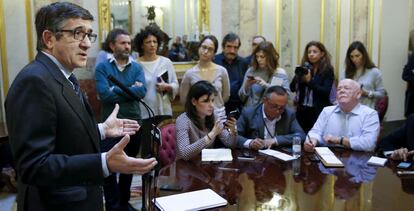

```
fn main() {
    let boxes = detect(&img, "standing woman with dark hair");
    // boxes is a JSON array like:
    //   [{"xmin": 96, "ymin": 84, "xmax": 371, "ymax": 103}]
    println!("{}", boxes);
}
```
[
  {"xmin": 180, "ymin": 35, "xmax": 230, "ymax": 110},
  {"xmin": 239, "ymin": 41, "xmax": 290, "ymax": 107},
  {"xmin": 290, "ymin": 41, "xmax": 335, "ymax": 133},
  {"xmin": 341, "ymin": 41, "xmax": 385, "ymax": 108},
  {"xmin": 176, "ymin": 81, "xmax": 237, "ymax": 160}
]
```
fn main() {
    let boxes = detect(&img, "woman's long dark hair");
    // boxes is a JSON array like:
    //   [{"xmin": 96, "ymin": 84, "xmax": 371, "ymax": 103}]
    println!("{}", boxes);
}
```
[
  {"xmin": 345, "ymin": 41, "xmax": 376, "ymax": 79},
  {"xmin": 185, "ymin": 81, "xmax": 217, "ymax": 130},
  {"xmin": 301, "ymin": 41, "xmax": 333, "ymax": 76}
]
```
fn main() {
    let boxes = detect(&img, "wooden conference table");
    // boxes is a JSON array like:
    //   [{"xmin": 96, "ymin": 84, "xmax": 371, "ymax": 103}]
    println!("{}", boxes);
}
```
[{"xmin": 157, "ymin": 149, "xmax": 414, "ymax": 210}]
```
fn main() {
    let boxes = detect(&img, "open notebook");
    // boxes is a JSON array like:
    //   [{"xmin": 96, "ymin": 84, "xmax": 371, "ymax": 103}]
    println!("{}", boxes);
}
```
[
  {"xmin": 154, "ymin": 189, "xmax": 227, "ymax": 211},
  {"xmin": 315, "ymin": 147, "xmax": 344, "ymax": 167}
]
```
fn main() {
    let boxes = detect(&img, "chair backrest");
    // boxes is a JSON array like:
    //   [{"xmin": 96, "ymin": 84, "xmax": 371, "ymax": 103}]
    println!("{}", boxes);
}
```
[
  {"xmin": 375, "ymin": 94, "xmax": 389, "ymax": 122},
  {"xmin": 157, "ymin": 119, "xmax": 176, "ymax": 168}
]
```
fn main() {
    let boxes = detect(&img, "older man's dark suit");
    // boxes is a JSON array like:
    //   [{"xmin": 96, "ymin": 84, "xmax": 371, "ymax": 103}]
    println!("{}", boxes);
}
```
[
  {"xmin": 379, "ymin": 114, "xmax": 414, "ymax": 152},
  {"xmin": 6, "ymin": 52, "xmax": 104, "ymax": 211},
  {"xmin": 236, "ymin": 104, "xmax": 306, "ymax": 148}
]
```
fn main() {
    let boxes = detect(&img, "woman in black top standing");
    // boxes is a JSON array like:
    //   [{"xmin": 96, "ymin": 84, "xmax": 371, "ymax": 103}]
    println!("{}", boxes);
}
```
[{"xmin": 290, "ymin": 41, "xmax": 335, "ymax": 133}]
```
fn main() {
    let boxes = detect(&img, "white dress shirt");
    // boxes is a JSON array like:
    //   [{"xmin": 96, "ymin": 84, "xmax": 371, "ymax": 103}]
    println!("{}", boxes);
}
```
[{"xmin": 308, "ymin": 103, "xmax": 380, "ymax": 151}]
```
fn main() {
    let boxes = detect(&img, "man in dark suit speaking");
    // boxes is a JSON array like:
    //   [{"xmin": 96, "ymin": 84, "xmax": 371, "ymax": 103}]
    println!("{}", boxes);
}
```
[
  {"xmin": 236, "ymin": 85, "xmax": 306, "ymax": 150},
  {"xmin": 5, "ymin": 2, "xmax": 157, "ymax": 211}
]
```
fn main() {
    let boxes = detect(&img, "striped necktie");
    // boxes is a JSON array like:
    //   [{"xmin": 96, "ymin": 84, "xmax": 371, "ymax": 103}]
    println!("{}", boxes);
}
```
[{"xmin": 68, "ymin": 74, "xmax": 84, "ymax": 104}]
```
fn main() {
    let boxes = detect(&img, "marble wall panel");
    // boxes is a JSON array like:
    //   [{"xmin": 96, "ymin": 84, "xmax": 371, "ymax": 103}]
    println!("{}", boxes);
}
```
[
  {"xmin": 221, "ymin": 0, "xmax": 240, "ymax": 36},
  {"xmin": 239, "ymin": 0, "xmax": 257, "ymax": 57},
  {"xmin": 280, "ymin": 0, "xmax": 294, "ymax": 77},
  {"xmin": 352, "ymin": 0, "xmax": 369, "ymax": 45}
]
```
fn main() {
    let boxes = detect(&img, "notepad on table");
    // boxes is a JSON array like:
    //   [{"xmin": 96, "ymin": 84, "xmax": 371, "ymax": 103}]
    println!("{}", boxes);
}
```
[
  {"xmin": 154, "ymin": 188, "xmax": 228, "ymax": 211},
  {"xmin": 315, "ymin": 147, "xmax": 344, "ymax": 167},
  {"xmin": 367, "ymin": 156, "xmax": 387, "ymax": 166},
  {"xmin": 201, "ymin": 148, "xmax": 233, "ymax": 162},
  {"xmin": 259, "ymin": 149, "xmax": 296, "ymax": 161}
]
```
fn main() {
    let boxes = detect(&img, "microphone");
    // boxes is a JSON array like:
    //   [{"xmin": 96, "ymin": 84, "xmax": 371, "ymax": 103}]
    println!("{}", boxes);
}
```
[{"xmin": 107, "ymin": 75, "xmax": 161, "ymax": 211}]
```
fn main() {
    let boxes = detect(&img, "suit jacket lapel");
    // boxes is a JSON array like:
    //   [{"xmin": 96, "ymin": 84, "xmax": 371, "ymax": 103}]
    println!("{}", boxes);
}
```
[
  {"xmin": 37, "ymin": 53, "xmax": 100, "ymax": 151},
  {"xmin": 254, "ymin": 105, "xmax": 265, "ymax": 138}
]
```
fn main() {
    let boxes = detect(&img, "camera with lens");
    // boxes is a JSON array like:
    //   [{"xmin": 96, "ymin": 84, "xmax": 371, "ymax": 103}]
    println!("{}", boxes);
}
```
[{"xmin": 294, "ymin": 62, "xmax": 312, "ymax": 78}]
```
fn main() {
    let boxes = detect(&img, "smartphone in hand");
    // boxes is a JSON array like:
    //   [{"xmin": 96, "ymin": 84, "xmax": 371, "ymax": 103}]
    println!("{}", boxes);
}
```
[
  {"xmin": 247, "ymin": 75, "xmax": 255, "ymax": 80},
  {"xmin": 228, "ymin": 109, "xmax": 240, "ymax": 119}
]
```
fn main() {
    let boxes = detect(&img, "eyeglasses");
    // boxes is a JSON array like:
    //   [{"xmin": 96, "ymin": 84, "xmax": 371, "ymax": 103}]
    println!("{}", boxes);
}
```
[
  {"xmin": 200, "ymin": 45, "xmax": 215, "ymax": 53},
  {"xmin": 56, "ymin": 26, "xmax": 97, "ymax": 43}
]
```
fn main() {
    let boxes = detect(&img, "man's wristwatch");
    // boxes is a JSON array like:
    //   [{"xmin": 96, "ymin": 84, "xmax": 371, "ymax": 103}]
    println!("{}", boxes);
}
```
[{"xmin": 340, "ymin": 136, "xmax": 344, "ymax": 145}]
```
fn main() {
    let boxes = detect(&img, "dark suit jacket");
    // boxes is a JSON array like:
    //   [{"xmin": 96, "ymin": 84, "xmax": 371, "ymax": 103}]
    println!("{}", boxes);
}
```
[
  {"xmin": 403, "ymin": 53, "xmax": 414, "ymax": 117},
  {"xmin": 236, "ymin": 104, "xmax": 306, "ymax": 148},
  {"xmin": 5, "ymin": 52, "xmax": 104, "ymax": 211},
  {"xmin": 379, "ymin": 114, "xmax": 414, "ymax": 152},
  {"xmin": 290, "ymin": 67, "xmax": 334, "ymax": 114}
]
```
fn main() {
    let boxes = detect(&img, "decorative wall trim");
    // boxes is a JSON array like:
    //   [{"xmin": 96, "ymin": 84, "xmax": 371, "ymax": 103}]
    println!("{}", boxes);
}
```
[
  {"xmin": 349, "ymin": 0, "xmax": 353, "ymax": 44},
  {"xmin": 377, "ymin": 0, "xmax": 383, "ymax": 67},
  {"xmin": 275, "ymin": 0, "xmax": 281, "ymax": 51},
  {"xmin": 297, "ymin": 0, "xmax": 302, "ymax": 64},
  {"xmin": 335, "ymin": 0, "xmax": 341, "ymax": 78},
  {"xmin": 98, "ymin": 0, "xmax": 111, "ymax": 44},
  {"xmin": 25, "ymin": 0, "xmax": 34, "ymax": 61},
  {"xmin": 259, "ymin": 0, "xmax": 263, "ymax": 35},
  {"xmin": 128, "ymin": 0, "xmax": 132, "ymax": 33},
  {"xmin": 368, "ymin": 0, "xmax": 374, "ymax": 55},
  {"xmin": 184, "ymin": 0, "xmax": 188, "ymax": 35},
  {"xmin": 199, "ymin": 0, "xmax": 210, "ymax": 33},
  {"xmin": 0, "ymin": 0, "xmax": 9, "ymax": 95},
  {"xmin": 320, "ymin": 0, "xmax": 325, "ymax": 42}
]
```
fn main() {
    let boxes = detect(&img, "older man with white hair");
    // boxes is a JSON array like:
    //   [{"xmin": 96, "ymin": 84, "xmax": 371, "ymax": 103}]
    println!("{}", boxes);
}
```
[{"xmin": 304, "ymin": 79, "xmax": 380, "ymax": 152}]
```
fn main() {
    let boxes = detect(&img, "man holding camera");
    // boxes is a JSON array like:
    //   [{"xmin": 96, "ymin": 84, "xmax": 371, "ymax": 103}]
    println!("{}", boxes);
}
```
[{"xmin": 236, "ymin": 86, "xmax": 305, "ymax": 150}]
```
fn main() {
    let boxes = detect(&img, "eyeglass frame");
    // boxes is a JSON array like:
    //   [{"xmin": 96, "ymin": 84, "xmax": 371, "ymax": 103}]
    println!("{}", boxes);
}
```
[
  {"xmin": 56, "ymin": 26, "xmax": 97, "ymax": 43},
  {"xmin": 200, "ymin": 45, "xmax": 215, "ymax": 53}
]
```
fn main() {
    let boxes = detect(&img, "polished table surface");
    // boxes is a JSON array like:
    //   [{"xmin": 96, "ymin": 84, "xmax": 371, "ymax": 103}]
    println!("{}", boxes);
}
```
[{"xmin": 157, "ymin": 149, "xmax": 414, "ymax": 210}]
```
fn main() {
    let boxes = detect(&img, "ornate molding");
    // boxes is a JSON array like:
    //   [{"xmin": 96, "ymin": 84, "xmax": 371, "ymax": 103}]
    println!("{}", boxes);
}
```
[
  {"xmin": 0, "ymin": 0, "xmax": 9, "ymax": 95},
  {"xmin": 98, "ymin": 0, "xmax": 111, "ymax": 44},
  {"xmin": 199, "ymin": 0, "xmax": 210, "ymax": 33}
]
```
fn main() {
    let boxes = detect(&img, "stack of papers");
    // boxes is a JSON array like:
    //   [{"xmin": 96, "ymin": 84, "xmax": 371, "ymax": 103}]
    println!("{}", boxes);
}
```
[
  {"xmin": 315, "ymin": 147, "xmax": 344, "ymax": 167},
  {"xmin": 259, "ymin": 149, "xmax": 296, "ymax": 161},
  {"xmin": 154, "ymin": 189, "xmax": 227, "ymax": 211},
  {"xmin": 367, "ymin": 156, "xmax": 387, "ymax": 166},
  {"xmin": 201, "ymin": 148, "xmax": 233, "ymax": 162}
]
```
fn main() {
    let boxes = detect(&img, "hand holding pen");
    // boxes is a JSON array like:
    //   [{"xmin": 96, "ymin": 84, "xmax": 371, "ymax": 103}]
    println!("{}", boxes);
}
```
[{"xmin": 304, "ymin": 134, "xmax": 317, "ymax": 152}]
